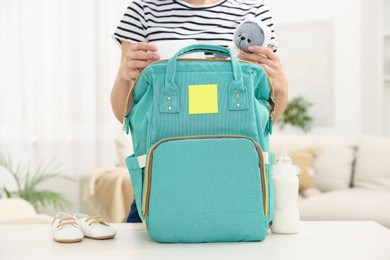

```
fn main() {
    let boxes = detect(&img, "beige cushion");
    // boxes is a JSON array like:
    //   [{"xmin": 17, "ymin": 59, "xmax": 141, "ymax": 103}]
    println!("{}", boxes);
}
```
[
  {"xmin": 299, "ymin": 188, "xmax": 390, "ymax": 228},
  {"xmin": 80, "ymin": 167, "xmax": 133, "ymax": 223},
  {"xmin": 270, "ymin": 134, "xmax": 357, "ymax": 192},
  {"xmin": 312, "ymin": 142, "xmax": 356, "ymax": 192},
  {"xmin": 354, "ymin": 136, "xmax": 390, "ymax": 191},
  {"xmin": 290, "ymin": 150, "xmax": 317, "ymax": 193}
]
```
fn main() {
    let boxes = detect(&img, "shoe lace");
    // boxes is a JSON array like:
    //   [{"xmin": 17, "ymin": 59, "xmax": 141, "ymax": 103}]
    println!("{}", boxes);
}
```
[
  {"xmin": 52, "ymin": 217, "xmax": 78, "ymax": 229},
  {"xmin": 85, "ymin": 215, "xmax": 109, "ymax": 226}
]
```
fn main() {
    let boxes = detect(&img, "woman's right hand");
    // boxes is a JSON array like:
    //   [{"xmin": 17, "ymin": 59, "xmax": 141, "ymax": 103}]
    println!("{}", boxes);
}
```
[{"xmin": 121, "ymin": 42, "xmax": 160, "ymax": 82}]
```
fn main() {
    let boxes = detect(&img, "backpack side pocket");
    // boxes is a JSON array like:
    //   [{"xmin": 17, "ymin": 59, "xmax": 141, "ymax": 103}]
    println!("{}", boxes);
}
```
[{"xmin": 126, "ymin": 154, "xmax": 145, "ymax": 220}]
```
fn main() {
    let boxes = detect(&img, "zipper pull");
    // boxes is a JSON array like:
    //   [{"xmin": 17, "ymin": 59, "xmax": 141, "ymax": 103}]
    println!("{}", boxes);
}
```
[
  {"xmin": 268, "ymin": 116, "xmax": 273, "ymax": 135},
  {"xmin": 123, "ymin": 115, "xmax": 130, "ymax": 134}
]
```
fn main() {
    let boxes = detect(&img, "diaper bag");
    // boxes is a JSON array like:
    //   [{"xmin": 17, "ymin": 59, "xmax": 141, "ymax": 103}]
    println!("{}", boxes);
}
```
[{"xmin": 123, "ymin": 44, "xmax": 275, "ymax": 243}]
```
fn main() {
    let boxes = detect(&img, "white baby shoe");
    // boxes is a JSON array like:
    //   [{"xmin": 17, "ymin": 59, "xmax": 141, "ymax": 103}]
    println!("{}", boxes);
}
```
[
  {"xmin": 51, "ymin": 212, "xmax": 84, "ymax": 243},
  {"xmin": 73, "ymin": 213, "xmax": 117, "ymax": 240}
]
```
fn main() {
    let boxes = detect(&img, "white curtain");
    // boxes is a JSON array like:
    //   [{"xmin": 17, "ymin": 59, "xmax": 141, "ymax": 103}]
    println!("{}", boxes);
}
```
[{"xmin": 0, "ymin": 0, "xmax": 132, "ymax": 209}]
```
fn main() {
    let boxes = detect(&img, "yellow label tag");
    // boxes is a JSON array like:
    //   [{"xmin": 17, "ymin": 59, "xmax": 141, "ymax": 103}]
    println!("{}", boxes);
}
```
[{"xmin": 188, "ymin": 84, "xmax": 218, "ymax": 114}]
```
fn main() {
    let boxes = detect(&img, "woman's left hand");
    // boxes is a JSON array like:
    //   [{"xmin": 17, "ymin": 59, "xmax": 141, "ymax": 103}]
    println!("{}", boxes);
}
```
[{"xmin": 237, "ymin": 46, "xmax": 288, "ymax": 121}]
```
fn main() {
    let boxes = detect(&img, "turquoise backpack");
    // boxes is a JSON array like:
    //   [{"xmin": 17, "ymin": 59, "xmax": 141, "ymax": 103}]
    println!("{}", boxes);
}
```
[{"xmin": 123, "ymin": 44, "xmax": 275, "ymax": 243}]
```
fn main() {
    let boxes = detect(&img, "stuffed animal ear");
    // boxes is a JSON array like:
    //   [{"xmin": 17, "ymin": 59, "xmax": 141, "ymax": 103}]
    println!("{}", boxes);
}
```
[{"xmin": 254, "ymin": 21, "xmax": 278, "ymax": 51}]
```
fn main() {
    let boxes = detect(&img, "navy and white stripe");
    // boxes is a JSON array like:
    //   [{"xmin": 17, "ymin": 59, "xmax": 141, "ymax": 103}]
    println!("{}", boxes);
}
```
[{"xmin": 113, "ymin": 0, "xmax": 277, "ymax": 48}]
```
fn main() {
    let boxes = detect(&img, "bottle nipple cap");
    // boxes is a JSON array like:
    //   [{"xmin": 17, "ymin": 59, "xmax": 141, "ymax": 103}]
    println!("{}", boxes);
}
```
[
  {"xmin": 273, "ymin": 147, "xmax": 298, "ymax": 176},
  {"xmin": 278, "ymin": 147, "xmax": 292, "ymax": 165}
]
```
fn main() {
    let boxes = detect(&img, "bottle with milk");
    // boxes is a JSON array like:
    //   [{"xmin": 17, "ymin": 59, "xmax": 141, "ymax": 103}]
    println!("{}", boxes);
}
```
[{"xmin": 270, "ymin": 148, "xmax": 300, "ymax": 234}]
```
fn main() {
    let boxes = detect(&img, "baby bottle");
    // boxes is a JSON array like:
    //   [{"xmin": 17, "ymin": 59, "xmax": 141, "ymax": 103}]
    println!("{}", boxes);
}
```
[{"xmin": 270, "ymin": 148, "xmax": 300, "ymax": 234}]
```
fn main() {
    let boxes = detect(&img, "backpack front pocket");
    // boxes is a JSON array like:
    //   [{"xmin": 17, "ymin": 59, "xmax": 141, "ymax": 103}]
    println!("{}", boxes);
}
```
[{"xmin": 143, "ymin": 135, "xmax": 268, "ymax": 243}]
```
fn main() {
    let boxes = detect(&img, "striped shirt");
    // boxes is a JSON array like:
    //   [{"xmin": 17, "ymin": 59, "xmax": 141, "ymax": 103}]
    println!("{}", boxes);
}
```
[{"xmin": 113, "ymin": 0, "xmax": 277, "ymax": 48}]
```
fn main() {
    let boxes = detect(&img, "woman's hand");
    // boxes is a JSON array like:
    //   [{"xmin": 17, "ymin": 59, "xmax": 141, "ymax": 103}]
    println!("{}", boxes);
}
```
[
  {"xmin": 111, "ymin": 42, "xmax": 160, "ymax": 122},
  {"xmin": 121, "ymin": 42, "xmax": 160, "ymax": 82},
  {"xmin": 237, "ymin": 46, "xmax": 288, "ymax": 121}
]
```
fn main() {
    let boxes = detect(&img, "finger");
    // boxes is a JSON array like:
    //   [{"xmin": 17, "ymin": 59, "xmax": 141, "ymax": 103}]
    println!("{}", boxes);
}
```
[
  {"xmin": 123, "ymin": 68, "xmax": 139, "ymax": 81},
  {"xmin": 127, "ymin": 60, "xmax": 154, "ymax": 70},
  {"xmin": 248, "ymin": 46, "xmax": 279, "ymax": 62},
  {"xmin": 238, "ymin": 52, "xmax": 280, "ymax": 73},
  {"xmin": 130, "ymin": 42, "xmax": 158, "ymax": 52},
  {"xmin": 238, "ymin": 51, "xmax": 279, "ymax": 69},
  {"xmin": 257, "ymin": 58, "xmax": 280, "ymax": 71},
  {"xmin": 238, "ymin": 52, "xmax": 261, "ymax": 63},
  {"xmin": 258, "ymin": 63, "xmax": 276, "ymax": 77},
  {"xmin": 128, "ymin": 50, "xmax": 160, "ymax": 61}
]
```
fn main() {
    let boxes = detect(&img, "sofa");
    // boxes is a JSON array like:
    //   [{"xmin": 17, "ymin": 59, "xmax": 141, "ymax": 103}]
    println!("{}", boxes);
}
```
[
  {"xmin": 81, "ymin": 134, "xmax": 390, "ymax": 228},
  {"xmin": 270, "ymin": 134, "xmax": 390, "ymax": 228}
]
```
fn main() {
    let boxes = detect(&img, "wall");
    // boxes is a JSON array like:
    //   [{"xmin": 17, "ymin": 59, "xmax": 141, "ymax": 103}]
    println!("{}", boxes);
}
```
[
  {"xmin": 359, "ymin": 0, "xmax": 383, "ymax": 136},
  {"xmin": 266, "ymin": 0, "xmax": 383, "ymax": 137}
]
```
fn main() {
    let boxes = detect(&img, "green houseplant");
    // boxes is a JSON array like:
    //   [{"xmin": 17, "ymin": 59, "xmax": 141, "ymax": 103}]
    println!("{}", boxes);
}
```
[
  {"xmin": 278, "ymin": 96, "xmax": 313, "ymax": 132},
  {"xmin": 0, "ymin": 152, "xmax": 74, "ymax": 212}
]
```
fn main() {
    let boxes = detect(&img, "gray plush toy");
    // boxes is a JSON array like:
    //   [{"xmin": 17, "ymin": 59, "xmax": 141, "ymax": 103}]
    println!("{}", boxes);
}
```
[{"xmin": 233, "ymin": 17, "xmax": 278, "ymax": 53}]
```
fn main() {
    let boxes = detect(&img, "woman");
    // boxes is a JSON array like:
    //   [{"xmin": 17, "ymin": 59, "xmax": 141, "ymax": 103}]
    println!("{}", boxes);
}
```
[{"xmin": 111, "ymin": 0, "xmax": 288, "ymax": 223}]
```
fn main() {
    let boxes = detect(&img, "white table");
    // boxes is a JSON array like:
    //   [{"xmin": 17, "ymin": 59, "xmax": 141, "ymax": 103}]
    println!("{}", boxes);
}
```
[{"xmin": 1, "ymin": 221, "xmax": 389, "ymax": 260}]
